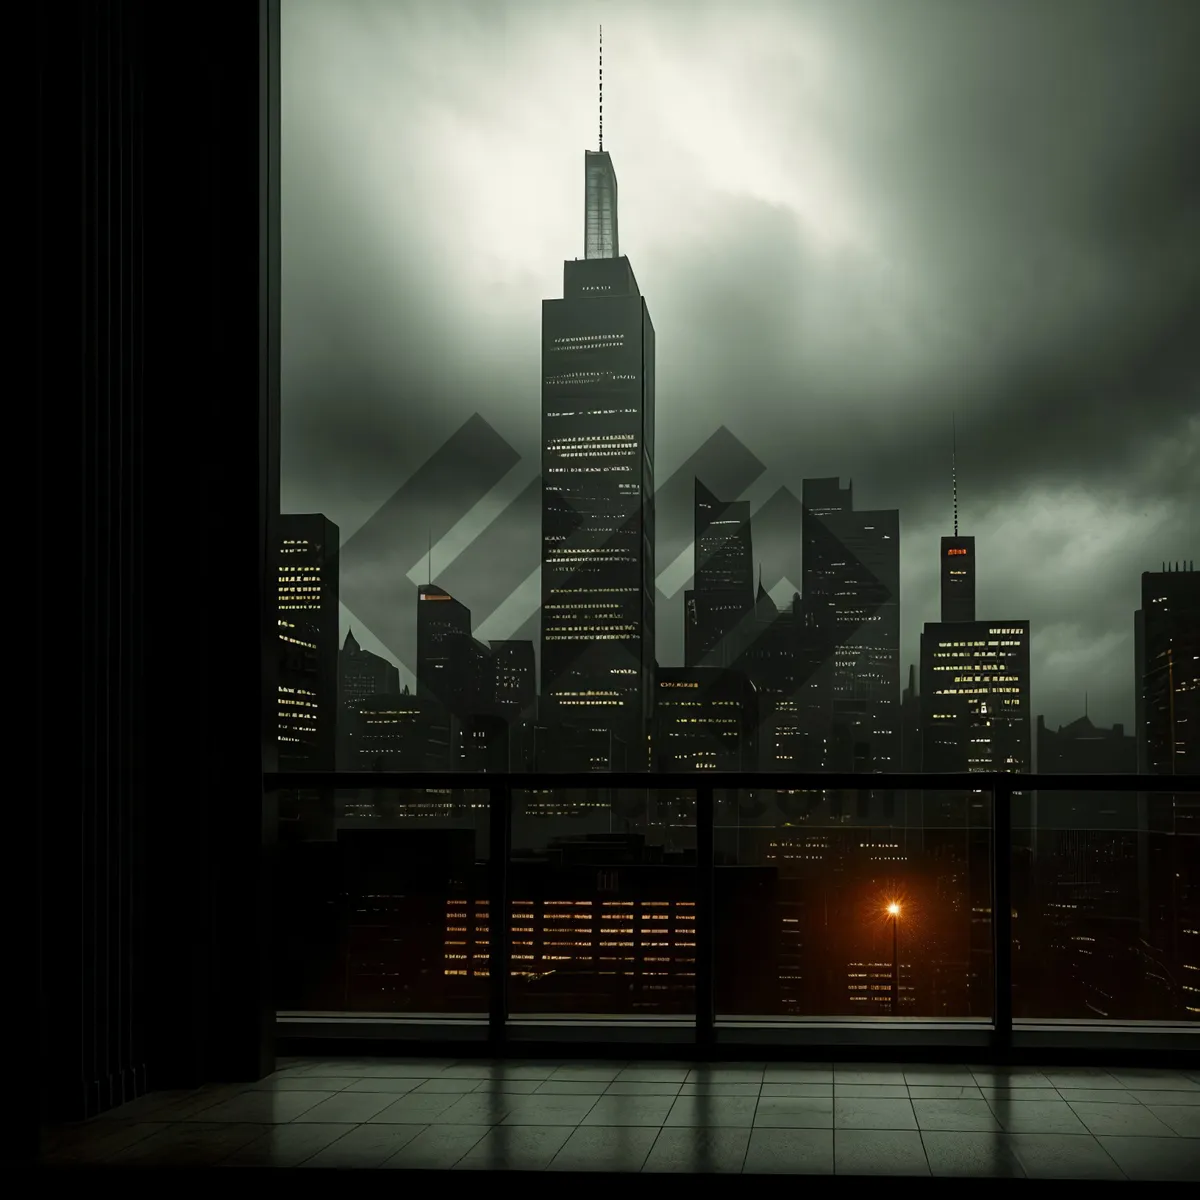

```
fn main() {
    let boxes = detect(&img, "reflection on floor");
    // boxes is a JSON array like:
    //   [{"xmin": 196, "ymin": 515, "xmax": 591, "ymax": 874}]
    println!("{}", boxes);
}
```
[{"xmin": 41, "ymin": 1057, "xmax": 1200, "ymax": 1178}]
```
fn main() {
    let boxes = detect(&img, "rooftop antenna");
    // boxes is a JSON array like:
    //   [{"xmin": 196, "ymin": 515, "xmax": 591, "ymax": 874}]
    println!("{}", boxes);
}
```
[
  {"xmin": 1084, "ymin": 691, "xmax": 1088, "ymax": 719},
  {"xmin": 427, "ymin": 527, "xmax": 432, "ymax": 586},
  {"xmin": 598, "ymin": 25, "xmax": 603, "ymax": 151},
  {"xmin": 952, "ymin": 413, "xmax": 959, "ymax": 537}
]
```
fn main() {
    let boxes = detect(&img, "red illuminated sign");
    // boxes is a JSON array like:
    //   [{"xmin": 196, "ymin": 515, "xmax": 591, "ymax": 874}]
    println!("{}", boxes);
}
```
[{"xmin": 946, "ymin": 548, "xmax": 968, "ymax": 556}]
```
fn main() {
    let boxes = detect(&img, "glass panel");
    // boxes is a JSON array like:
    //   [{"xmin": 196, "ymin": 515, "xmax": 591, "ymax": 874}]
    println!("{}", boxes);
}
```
[
  {"xmin": 508, "ymin": 787, "xmax": 696, "ymax": 1016},
  {"xmin": 1014, "ymin": 789, "xmax": 1199, "ymax": 1021},
  {"xmin": 275, "ymin": 787, "xmax": 490, "ymax": 1015},
  {"xmin": 715, "ymin": 786, "xmax": 993, "ymax": 1019}
]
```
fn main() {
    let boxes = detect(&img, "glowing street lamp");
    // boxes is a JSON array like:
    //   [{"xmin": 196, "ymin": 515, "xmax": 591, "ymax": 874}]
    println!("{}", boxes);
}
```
[{"xmin": 887, "ymin": 903, "xmax": 901, "ymax": 1014}]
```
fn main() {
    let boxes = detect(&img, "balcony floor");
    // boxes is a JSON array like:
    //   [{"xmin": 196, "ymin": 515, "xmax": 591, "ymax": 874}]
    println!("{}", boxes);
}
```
[{"xmin": 41, "ymin": 1057, "xmax": 1200, "ymax": 1179}]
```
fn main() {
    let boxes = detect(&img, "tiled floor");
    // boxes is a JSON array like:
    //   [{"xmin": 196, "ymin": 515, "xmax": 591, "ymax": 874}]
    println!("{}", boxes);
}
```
[{"xmin": 41, "ymin": 1058, "xmax": 1200, "ymax": 1178}]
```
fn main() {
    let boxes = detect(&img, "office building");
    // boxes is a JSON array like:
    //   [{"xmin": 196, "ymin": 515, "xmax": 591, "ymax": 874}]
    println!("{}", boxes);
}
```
[
  {"xmin": 801, "ymin": 478, "xmax": 900, "ymax": 774},
  {"xmin": 417, "ymin": 583, "xmax": 493, "ymax": 721},
  {"xmin": 338, "ymin": 629, "xmax": 401, "ymax": 768},
  {"xmin": 1138, "ymin": 563, "xmax": 1199, "ymax": 1019},
  {"xmin": 653, "ymin": 666, "xmax": 759, "ymax": 772},
  {"xmin": 686, "ymin": 479, "xmax": 754, "ymax": 666},
  {"xmin": 278, "ymin": 513, "xmax": 340, "ymax": 773},
  {"xmin": 540, "ymin": 136, "xmax": 655, "ymax": 764},
  {"xmin": 941, "ymin": 536, "xmax": 976, "ymax": 623}
]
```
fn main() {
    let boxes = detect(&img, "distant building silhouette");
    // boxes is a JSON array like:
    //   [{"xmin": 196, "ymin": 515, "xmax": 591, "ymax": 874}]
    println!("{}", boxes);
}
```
[
  {"xmin": 338, "ymin": 629, "xmax": 401, "ymax": 769},
  {"xmin": 686, "ymin": 479, "xmax": 754, "ymax": 667},
  {"xmin": 940, "ymin": 536, "xmax": 976, "ymax": 623},
  {"xmin": 540, "ymin": 136, "xmax": 655, "ymax": 767}
]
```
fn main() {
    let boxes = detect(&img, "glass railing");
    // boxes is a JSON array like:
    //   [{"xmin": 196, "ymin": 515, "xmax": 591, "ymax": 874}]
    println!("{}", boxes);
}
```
[{"xmin": 268, "ymin": 771, "xmax": 1199, "ymax": 1044}]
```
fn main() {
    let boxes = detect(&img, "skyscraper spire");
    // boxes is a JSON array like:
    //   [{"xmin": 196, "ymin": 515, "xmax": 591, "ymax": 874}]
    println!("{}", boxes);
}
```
[
  {"xmin": 952, "ymin": 413, "xmax": 959, "ymax": 537},
  {"xmin": 427, "ymin": 527, "xmax": 432, "ymax": 585},
  {"xmin": 598, "ymin": 25, "xmax": 603, "ymax": 151}
]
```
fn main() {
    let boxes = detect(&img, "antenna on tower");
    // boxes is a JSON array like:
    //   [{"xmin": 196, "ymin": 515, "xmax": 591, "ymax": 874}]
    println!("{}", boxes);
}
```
[
  {"xmin": 952, "ymin": 413, "xmax": 959, "ymax": 537},
  {"xmin": 598, "ymin": 25, "xmax": 603, "ymax": 151},
  {"xmin": 427, "ymin": 527, "xmax": 432, "ymax": 586}
]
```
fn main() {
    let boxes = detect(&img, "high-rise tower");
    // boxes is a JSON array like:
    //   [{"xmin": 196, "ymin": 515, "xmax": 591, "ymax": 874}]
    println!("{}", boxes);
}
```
[
  {"xmin": 540, "ymin": 31, "xmax": 656, "ymax": 766},
  {"xmin": 940, "ymin": 418, "xmax": 976, "ymax": 622}
]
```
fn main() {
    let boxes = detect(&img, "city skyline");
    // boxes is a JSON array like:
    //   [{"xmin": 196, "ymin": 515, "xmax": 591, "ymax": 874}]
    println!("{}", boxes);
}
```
[{"xmin": 281, "ymin": 0, "xmax": 1199, "ymax": 729}]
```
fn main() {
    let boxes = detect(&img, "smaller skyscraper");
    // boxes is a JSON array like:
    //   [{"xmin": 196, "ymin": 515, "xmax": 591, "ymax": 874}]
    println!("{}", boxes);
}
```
[
  {"xmin": 688, "ymin": 479, "xmax": 754, "ymax": 667},
  {"xmin": 653, "ymin": 667, "xmax": 759, "ymax": 773}
]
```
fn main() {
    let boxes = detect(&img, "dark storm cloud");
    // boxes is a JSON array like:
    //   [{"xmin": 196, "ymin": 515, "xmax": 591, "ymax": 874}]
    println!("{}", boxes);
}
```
[{"xmin": 281, "ymin": 0, "xmax": 1199, "ymax": 727}]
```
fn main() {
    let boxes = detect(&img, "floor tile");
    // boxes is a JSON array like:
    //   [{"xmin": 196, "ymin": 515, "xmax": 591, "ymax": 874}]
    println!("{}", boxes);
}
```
[
  {"xmin": 1005, "ymin": 1132, "xmax": 1123, "ymax": 1180},
  {"xmin": 1144, "ymin": 1105, "xmax": 1200, "ymax": 1137},
  {"xmin": 294, "ymin": 1091, "xmax": 401, "ymax": 1123},
  {"xmin": 346, "ymin": 1061, "xmax": 455, "ymax": 1078},
  {"xmin": 836, "ymin": 1084, "xmax": 908, "ymax": 1099},
  {"xmin": 642, "ymin": 1127, "xmax": 750, "ymax": 1173},
  {"xmin": 753, "ymin": 1096, "xmax": 833, "ymax": 1128},
  {"xmin": 971, "ymin": 1069, "xmax": 1052, "ymax": 1088},
  {"xmin": 760, "ymin": 1082, "xmax": 832, "ymax": 1098},
  {"xmin": 979, "ymin": 1086, "xmax": 1059, "ymax": 1102},
  {"xmin": 604, "ymin": 1080, "xmax": 682, "ymax": 1096},
  {"xmin": 686, "ymin": 1067, "xmax": 764, "ymax": 1084},
  {"xmin": 1067, "ymin": 1101, "xmax": 1177, "ymax": 1138},
  {"xmin": 834, "ymin": 1098, "xmax": 917, "ymax": 1130},
  {"xmin": 743, "ymin": 1128, "xmax": 834, "ymax": 1174},
  {"xmin": 97, "ymin": 1089, "xmax": 231, "ymax": 1122},
  {"xmin": 903, "ymin": 1067, "xmax": 976, "ymax": 1087},
  {"xmin": 301, "ymin": 1122, "xmax": 427, "ymax": 1168},
  {"xmin": 534, "ymin": 1079, "xmax": 610, "ymax": 1095},
  {"xmin": 382, "ymin": 1123, "xmax": 490, "ymax": 1169},
  {"xmin": 409, "ymin": 1077, "xmax": 481, "ymax": 1094},
  {"xmin": 1053, "ymin": 1087, "xmax": 1135, "ymax": 1103},
  {"xmin": 455, "ymin": 1124, "xmax": 573, "ymax": 1170},
  {"xmin": 42, "ymin": 1121, "xmax": 170, "ymax": 1165},
  {"xmin": 106, "ymin": 1122, "xmax": 265, "ymax": 1167},
  {"xmin": 548, "ymin": 1064, "xmax": 626, "ymax": 1082},
  {"xmin": 582, "ymin": 1095, "xmax": 675, "ymax": 1126},
  {"xmin": 501, "ymin": 1095, "xmax": 599, "ymax": 1125},
  {"xmin": 188, "ymin": 1091, "xmax": 332, "ymax": 1123},
  {"xmin": 1044, "ymin": 1069, "xmax": 1124, "ymax": 1090},
  {"xmin": 251, "ymin": 1076, "xmax": 357, "ymax": 1092},
  {"xmin": 1098, "ymin": 1134, "xmax": 1200, "ymax": 1181},
  {"xmin": 473, "ymin": 1078, "xmax": 545, "ymax": 1094},
  {"xmin": 547, "ymin": 1125, "xmax": 660, "ymax": 1171},
  {"xmin": 834, "ymin": 1066, "xmax": 907, "ymax": 1086},
  {"xmin": 614, "ymin": 1063, "xmax": 692, "ymax": 1083},
  {"xmin": 665, "ymin": 1095, "xmax": 759, "ymax": 1127},
  {"xmin": 439, "ymin": 1063, "xmax": 516, "ymax": 1079},
  {"xmin": 339, "ymin": 1077, "xmax": 426, "ymax": 1094},
  {"xmin": 913, "ymin": 1099, "xmax": 1001, "ymax": 1132},
  {"xmin": 921, "ymin": 1130, "xmax": 1025, "ymax": 1177},
  {"xmin": 217, "ymin": 1122, "xmax": 352, "ymax": 1167},
  {"xmin": 679, "ymin": 1082, "xmax": 761, "ymax": 1097},
  {"xmin": 908, "ymin": 1085, "xmax": 984, "ymax": 1100},
  {"xmin": 1108, "ymin": 1069, "xmax": 1199, "ymax": 1092},
  {"xmin": 762, "ymin": 1065, "xmax": 833, "ymax": 1083},
  {"xmin": 1130, "ymin": 1088, "xmax": 1200, "ymax": 1106},
  {"xmin": 834, "ymin": 1128, "xmax": 928, "ymax": 1175},
  {"xmin": 986, "ymin": 1098, "xmax": 1088, "ymax": 1134},
  {"xmin": 434, "ymin": 1093, "xmax": 514, "ymax": 1124},
  {"xmin": 370, "ymin": 1093, "xmax": 462, "ymax": 1123}
]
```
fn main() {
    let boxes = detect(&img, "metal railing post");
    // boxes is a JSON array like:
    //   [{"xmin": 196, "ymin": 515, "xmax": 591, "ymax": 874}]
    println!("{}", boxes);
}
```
[
  {"xmin": 488, "ymin": 781, "xmax": 512, "ymax": 1048},
  {"xmin": 992, "ymin": 775, "xmax": 1014, "ymax": 1058},
  {"xmin": 696, "ymin": 784, "xmax": 715, "ymax": 1049}
]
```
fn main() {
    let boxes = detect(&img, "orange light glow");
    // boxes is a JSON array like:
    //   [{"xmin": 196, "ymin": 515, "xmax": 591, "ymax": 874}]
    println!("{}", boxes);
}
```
[
  {"xmin": 946, "ymin": 548, "xmax": 967, "ymax": 556},
  {"xmin": 887, "ymin": 903, "xmax": 900, "ymax": 917}
]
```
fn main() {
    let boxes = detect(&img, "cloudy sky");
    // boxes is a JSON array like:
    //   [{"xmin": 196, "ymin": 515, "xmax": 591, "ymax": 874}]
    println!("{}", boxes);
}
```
[{"xmin": 281, "ymin": 0, "xmax": 1198, "ymax": 733}]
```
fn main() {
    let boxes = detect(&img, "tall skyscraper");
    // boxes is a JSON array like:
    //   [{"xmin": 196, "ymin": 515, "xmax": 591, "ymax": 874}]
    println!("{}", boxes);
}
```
[
  {"xmin": 1137, "ymin": 562, "xmax": 1198, "ymax": 1019},
  {"xmin": 940, "ymin": 420, "xmax": 976, "ymax": 622},
  {"xmin": 1140, "ymin": 563, "xmax": 1199, "ymax": 776},
  {"xmin": 417, "ymin": 582, "xmax": 493, "ymax": 728},
  {"xmin": 801, "ymin": 478, "xmax": 901, "ymax": 772},
  {"xmin": 540, "ymin": 81, "xmax": 655, "ymax": 765},
  {"xmin": 278, "ymin": 514, "xmax": 340, "ymax": 774},
  {"xmin": 687, "ymin": 479, "xmax": 754, "ymax": 666}
]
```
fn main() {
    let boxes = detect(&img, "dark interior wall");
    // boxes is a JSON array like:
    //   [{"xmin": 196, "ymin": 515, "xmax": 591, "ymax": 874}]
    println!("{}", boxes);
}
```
[{"xmin": 32, "ymin": 0, "xmax": 279, "ymax": 1153}]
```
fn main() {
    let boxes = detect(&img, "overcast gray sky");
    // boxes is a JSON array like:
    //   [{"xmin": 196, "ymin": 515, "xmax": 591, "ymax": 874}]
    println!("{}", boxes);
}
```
[{"xmin": 281, "ymin": 0, "xmax": 1199, "ymax": 733}]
